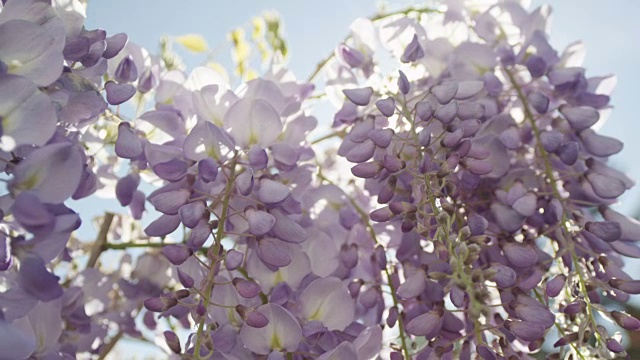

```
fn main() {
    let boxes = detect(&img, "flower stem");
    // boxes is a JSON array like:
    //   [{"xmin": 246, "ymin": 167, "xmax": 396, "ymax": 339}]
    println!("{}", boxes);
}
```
[
  {"xmin": 86, "ymin": 213, "xmax": 115, "ymax": 268},
  {"xmin": 504, "ymin": 66, "xmax": 602, "ymax": 352},
  {"xmin": 193, "ymin": 152, "xmax": 239, "ymax": 359}
]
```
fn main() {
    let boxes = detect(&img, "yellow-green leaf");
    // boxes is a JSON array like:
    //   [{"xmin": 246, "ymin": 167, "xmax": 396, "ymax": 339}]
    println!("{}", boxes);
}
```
[{"xmin": 175, "ymin": 34, "xmax": 209, "ymax": 53}]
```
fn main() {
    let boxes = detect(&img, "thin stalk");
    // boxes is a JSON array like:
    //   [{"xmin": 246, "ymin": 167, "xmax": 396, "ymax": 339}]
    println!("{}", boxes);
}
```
[
  {"xmin": 504, "ymin": 66, "xmax": 601, "ymax": 353},
  {"xmin": 193, "ymin": 152, "xmax": 239, "ymax": 359},
  {"xmin": 87, "ymin": 213, "xmax": 115, "ymax": 268},
  {"xmin": 97, "ymin": 330, "xmax": 124, "ymax": 360}
]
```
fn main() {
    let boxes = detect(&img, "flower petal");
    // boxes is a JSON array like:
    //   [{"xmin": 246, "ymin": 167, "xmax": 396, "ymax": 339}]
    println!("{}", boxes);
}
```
[
  {"xmin": 17, "ymin": 254, "xmax": 63, "ymax": 301},
  {"xmin": 586, "ymin": 172, "xmax": 625, "ymax": 199},
  {"xmin": 105, "ymin": 81, "xmax": 136, "ymax": 105},
  {"xmin": 257, "ymin": 238, "xmax": 291, "ymax": 268},
  {"xmin": 343, "ymin": 87, "xmax": 373, "ymax": 106},
  {"xmin": 149, "ymin": 189, "xmax": 191, "ymax": 215},
  {"xmin": 0, "ymin": 74, "xmax": 57, "ymax": 148},
  {"xmin": 246, "ymin": 208, "xmax": 276, "ymax": 237},
  {"xmin": 258, "ymin": 179, "xmax": 290, "ymax": 206},
  {"xmin": 299, "ymin": 277, "xmax": 355, "ymax": 331},
  {"xmin": 433, "ymin": 82, "xmax": 458, "ymax": 104},
  {"xmin": 240, "ymin": 303, "xmax": 302, "ymax": 355},
  {"xmin": 560, "ymin": 105, "xmax": 599, "ymax": 130},
  {"xmin": 115, "ymin": 122, "xmax": 143, "ymax": 159},
  {"xmin": 144, "ymin": 214, "xmax": 181, "ymax": 237},
  {"xmin": 502, "ymin": 242, "xmax": 538, "ymax": 268},
  {"xmin": 223, "ymin": 98, "xmax": 282, "ymax": 148},
  {"xmin": 585, "ymin": 221, "xmax": 621, "ymax": 242},
  {"xmin": 9, "ymin": 143, "xmax": 82, "ymax": 203},
  {"xmin": 271, "ymin": 210, "xmax": 308, "ymax": 244},
  {"xmin": 405, "ymin": 309, "xmax": 443, "ymax": 339},
  {"xmin": 0, "ymin": 19, "xmax": 63, "ymax": 86}
]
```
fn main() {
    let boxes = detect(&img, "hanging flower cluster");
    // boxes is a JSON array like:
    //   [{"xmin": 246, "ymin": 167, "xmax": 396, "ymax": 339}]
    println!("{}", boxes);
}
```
[{"xmin": 0, "ymin": 0, "xmax": 638, "ymax": 359}]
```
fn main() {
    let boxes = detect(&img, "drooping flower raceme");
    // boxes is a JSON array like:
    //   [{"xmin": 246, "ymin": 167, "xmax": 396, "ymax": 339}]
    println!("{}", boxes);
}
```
[
  {"xmin": 0, "ymin": 0, "xmax": 638, "ymax": 359},
  {"xmin": 324, "ymin": 1, "xmax": 640, "ymax": 359}
]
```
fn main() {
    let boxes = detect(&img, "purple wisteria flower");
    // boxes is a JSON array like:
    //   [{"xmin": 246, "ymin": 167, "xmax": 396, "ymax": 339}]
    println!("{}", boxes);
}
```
[{"xmin": 0, "ymin": 0, "xmax": 638, "ymax": 359}]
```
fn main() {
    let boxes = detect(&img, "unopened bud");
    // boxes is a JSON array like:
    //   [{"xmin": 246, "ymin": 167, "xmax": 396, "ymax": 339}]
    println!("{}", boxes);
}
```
[
  {"xmin": 144, "ymin": 296, "xmax": 177, "ymax": 313},
  {"xmin": 441, "ymin": 200, "xmax": 455, "ymax": 215},
  {"xmin": 611, "ymin": 311, "xmax": 640, "ymax": 331},
  {"xmin": 606, "ymin": 338, "xmax": 625, "ymax": 353},
  {"xmin": 348, "ymin": 279, "xmax": 364, "ymax": 297},
  {"xmin": 459, "ymin": 226, "xmax": 471, "ymax": 239},
  {"xmin": 457, "ymin": 243, "xmax": 469, "ymax": 263},
  {"xmin": 562, "ymin": 300, "xmax": 585, "ymax": 315},
  {"xmin": 175, "ymin": 289, "xmax": 190, "ymax": 299},
  {"xmin": 163, "ymin": 331, "xmax": 181, "ymax": 354},
  {"xmin": 232, "ymin": 278, "xmax": 262, "ymax": 298},
  {"xmin": 436, "ymin": 211, "xmax": 449, "ymax": 225}
]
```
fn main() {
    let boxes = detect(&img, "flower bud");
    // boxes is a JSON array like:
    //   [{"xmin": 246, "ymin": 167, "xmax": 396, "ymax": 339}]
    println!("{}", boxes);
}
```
[
  {"xmin": 545, "ymin": 274, "xmax": 566, "ymax": 298},
  {"xmin": 487, "ymin": 263, "xmax": 516, "ymax": 288},
  {"xmin": 343, "ymin": 87, "xmax": 373, "ymax": 106},
  {"xmin": 456, "ymin": 243, "xmax": 469, "ymax": 262},
  {"xmin": 233, "ymin": 278, "xmax": 262, "ymax": 298},
  {"xmin": 382, "ymin": 155, "xmax": 405, "ymax": 173},
  {"xmin": 198, "ymin": 158, "xmax": 218, "ymax": 182},
  {"xmin": 351, "ymin": 162, "xmax": 382, "ymax": 178},
  {"xmin": 369, "ymin": 128, "xmax": 394, "ymax": 148},
  {"xmin": 348, "ymin": 279, "xmax": 363, "ymax": 297},
  {"xmin": 376, "ymin": 97, "xmax": 396, "ymax": 117},
  {"xmin": 405, "ymin": 308, "xmax": 444, "ymax": 339},
  {"xmin": 162, "ymin": 244, "xmax": 193, "ymax": 265},
  {"xmin": 553, "ymin": 332, "xmax": 579, "ymax": 348},
  {"xmin": 374, "ymin": 245, "xmax": 387, "ymax": 271},
  {"xmin": 225, "ymin": 249, "xmax": 244, "ymax": 270},
  {"xmin": 401, "ymin": 34, "xmax": 424, "ymax": 63},
  {"xmin": 609, "ymin": 278, "xmax": 640, "ymax": 294},
  {"xmin": 528, "ymin": 91, "xmax": 549, "ymax": 114},
  {"xmin": 340, "ymin": 243, "xmax": 359, "ymax": 269},
  {"xmin": 196, "ymin": 300, "xmax": 206, "ymax": 317},
  {"xmin": 177, "ymin": 268, "xmax": 195, "ymax": 288},
  {"xmin": 338, "ymin": 44, "xmax": 365, "ymax": 67},
  {"xmin": 397, "ymin": 70, "xmax": 410, "ymax": 94},
  {"xmin": 562, "ymin": 301, "xmax": 585, "ymax": 315},
  {"xmin": 418, "ymin": 128, "xmax": 432, "ymax": 146},
  {"xmin": 585, "ymin": 221, "xmax": 621, "ymax": 242},
  {"xmin": 436, "ymin": 211, "xmax": 449, "ymax": 225},
  {"xmin": 370, "ymin": 206, "xmax": 394, "ymax": 222},
  {"xmin": 163, "ymin": 331, "xmax": 181, "ymax": 354},
  {"xmin": 432, "ymin": 82, "xmax": 458, "ymax": 104},
  {"xmin": 115, "ymin": 56, "xmax": 138, "ymax": 83},
  {"xmin": 504, "ymin": 320, "xmax": 546, "ymax": 342},
  {"xmin": 175, "ymin": 289, "xmax": 190, "ymax": 299},
  {"xmin": 387, "ymin": 306, "xmax": 398, "ymax": 327},
  {"xmin": 416, "ymin": 101, "xmax": 433, "ymax": 122},
  {"xmin": 459, "ymin": 226, "xmax": 471, "ymax": 239},
  {"xmin": 476, "ymin": 344, "xmax": 496, "ymax": 360},
  {"xmin": 359, "ymin": 287, "xmax": 379, "ymax": 309},
  {"xmin": 144, "ymin": 296, "xmax": 177, "ymax": 313},
  {"xmin": 611, "ymin": 311, "xmax": 640, "ymax": 331},
  {"xmin": 434, "ymin": 101, "xmax": 458, "ymax": 124},
  {"xmin": 236, "ymin": 305, "xmax": 269, "ymax": 328},
  {"xmin": 606, "ymin": 338, "xmax": 625, "ymax": 353},
  {"xmin": 143, "ymin": 310, "xmax": 157, "ymax": 330}
]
